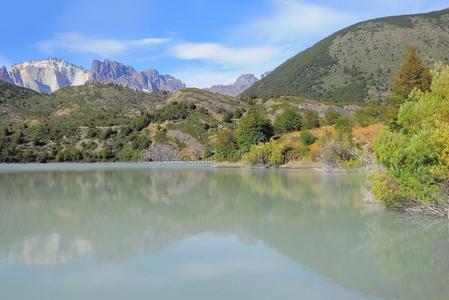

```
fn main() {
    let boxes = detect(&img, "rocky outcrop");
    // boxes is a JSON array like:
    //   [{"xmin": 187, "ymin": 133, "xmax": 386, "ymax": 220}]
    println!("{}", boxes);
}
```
[
  {"xmin": 90, "ymin": 60, "xmax": 185, "ymax": 92},
  {"xmin": 9, "ymin": 58, "xmax": 90, "ymax": 93},
  {"xmin": 0, "ymin": 66, "xmax": 13, "ymax": 84},
  {"xmin": 3, "ymin": 58, "xmax": 185, "ymax": 94},
  {"xmin": 206, "ymin": 74, "xmax": 258, "ymax": 97}
]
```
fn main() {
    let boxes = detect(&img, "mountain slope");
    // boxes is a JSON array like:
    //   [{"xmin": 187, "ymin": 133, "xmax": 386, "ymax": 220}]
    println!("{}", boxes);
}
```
[
  {"xmin": 206, "ymin": 74, "xmax": 258, "ymax": 96},
  {"xmin": 0, "ymin": 83, "xmax": 246, "ymax": 162},
  {"xmin": 242, "ymin": 8, "xmax": 449, "ymax": 102},
  {"xmin": 0, "ymin": 80, "xmax": 37, "ymax": 104}
]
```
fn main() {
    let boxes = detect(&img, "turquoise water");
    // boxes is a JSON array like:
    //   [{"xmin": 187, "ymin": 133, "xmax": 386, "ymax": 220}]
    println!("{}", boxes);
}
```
[{"xmin": 0, "ymin": 164, "xmax": 448, "ymax": 300}]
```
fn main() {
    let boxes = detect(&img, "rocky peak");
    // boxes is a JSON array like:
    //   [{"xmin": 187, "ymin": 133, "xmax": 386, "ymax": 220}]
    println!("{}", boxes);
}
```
[
  {"xmin": 90, "ymin": 59, "xmax": 185, "ymax": 92},
  {"xmin": 0, "ymin": 66, "xmax": 13, "ymax": 84},
  {"xmin": 9, "ymin": 59, "xmax": 90, "ymax": 93},
  {"xmin": 206, "ymin": 74, "xmax": 259, "ymax": 97}
]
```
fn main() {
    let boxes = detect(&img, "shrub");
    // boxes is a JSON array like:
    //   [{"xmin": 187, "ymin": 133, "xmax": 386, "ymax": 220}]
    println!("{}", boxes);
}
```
[
  {"xmin": 236, "ymin": 108, "xmax": 273, "ymax": 152},
  {"xmin": 300, "ymin": 130, "xmax": 316, "ymax": 145},
  {"xmin": 87, "ymin": 126, "xmax": 98, "ymax": 138},
  {"xmin": 323, "ymin": 109, "xmax": 341, "ymax": 125},
  {"xmin": 285, "ymin": 143, "xmax": 309, "ymax": 161},
  {"xmin": 243, "ymin": 141, "xmax": 285, "ymax": 166},
  {"xmin": 303, "ymin": 109, "xmax": 320, "ymax": 128},
  {"xmin": 354, "ymin": 106, "xmax": 382, "ymax": 127},
  {"xmin": 273, "ymin": 108, "xmax": 303, "ymax": 135},
  {"xmin": 373, "ymin": 64, "xmax": 449, "ymax": 204},
  {"xmin": 335, "ymin": 116, "xmax": 353, "ymax": 140},
  {"xmin": 100, "ymin": 128, "xmax": 113, "ymax": 140},
  {"xmin": 222, "ymin": 111, "xmax": 233, "ymax": 123},
  {"xmin": 370, "ymin": 171, "xmax": 410, "ymax": 207},
  {"xmin": 131, "ymin": 114, "xmax": 151, "ymax": 131},
  {"xmin": 214, "ymin": 129, "xmax": 238, "ymax": 161}
]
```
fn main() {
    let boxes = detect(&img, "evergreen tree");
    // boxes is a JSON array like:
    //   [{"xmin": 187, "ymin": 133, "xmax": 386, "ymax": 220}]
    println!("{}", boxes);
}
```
[{"xmin": 390, "ymin": 46, "xmax": 431, "ymax": 109}]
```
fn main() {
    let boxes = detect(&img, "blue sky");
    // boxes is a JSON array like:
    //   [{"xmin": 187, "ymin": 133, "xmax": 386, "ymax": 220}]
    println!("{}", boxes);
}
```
[{"xmin": 0, "ymin": 0, "xmax": 447, "ymax": 87}]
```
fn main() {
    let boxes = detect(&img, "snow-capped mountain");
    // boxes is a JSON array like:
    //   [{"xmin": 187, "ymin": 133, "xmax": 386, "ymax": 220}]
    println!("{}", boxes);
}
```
[
  {"xmin": 0, "ymin": 58, "xmax": 185, "ymax": 94},
  {"xmin": 206, "ymin": 74, "xmax": 259, "ymax": 97}
]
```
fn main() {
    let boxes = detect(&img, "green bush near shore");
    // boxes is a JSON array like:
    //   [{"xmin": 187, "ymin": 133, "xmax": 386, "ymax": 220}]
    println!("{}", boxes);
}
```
[{"xmin": 372, "ymin": 64, "xmax": 449, "ymax": 205}]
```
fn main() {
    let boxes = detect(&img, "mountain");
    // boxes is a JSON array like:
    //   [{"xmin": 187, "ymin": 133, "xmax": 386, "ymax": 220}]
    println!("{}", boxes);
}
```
[
  {"xmin": 0, "ymin": 80, "xmax": 37, "ymax": 105},
  {"xmin": 0, "ymin": 82, "xmax": 246, "ymax": 162},
  {"xmin": 206, "ymin": 74, "xmax": 259, "ymax": 97},
  {"xmin": 1, "ymin": 59, "xmax": 185, "ymax": 94},
  {"xmin": 90, "ymin": 60, "xmax": 185, "ymax": 93},
  {"xmin": 8, "ymin": 58, "xmax": 90, "ymax": 93},
  {"xmin": 0, "ymin": 66, "xmax": 13, "ymax": 84},
  {"xmin": 242, "ymin": 8, "xmax": 449, "ymax": 102}
]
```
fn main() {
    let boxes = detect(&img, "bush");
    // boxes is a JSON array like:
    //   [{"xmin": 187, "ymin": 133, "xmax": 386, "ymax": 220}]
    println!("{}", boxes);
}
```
[
  {"xmin": 131, "ymin": 113, "xmax": 151, "ymax": 131},
  {"xmin": 323, "ymin": 109, "xmax": 342, "ymax": 125},
  {"xmin": 236, "ymin": 108, "xmax": 273, "ymax": 152},
  {"xmin": 373, "ymin": 64, "xmax": 449, "ymax": 204},
  {"xmin": 370, "ymin": 171, "xmax": 410, "ymax": 207},
  {"xmin": 100, "ymin": 128, "xmax": 113, "ymax": 140},
  {"xmin": 273, "ymin": 108, "xmax": 303, "ymax": 135},
  {"xmin": 354, "ymin": 106, "xmax": 382, "ymax": 127},
  {"xmin": 214, "ymin": 129, "xmax": 238, "ymax": 161},
  {"xmin": 335, "ymin": 116, "xmax": 353, "ymax": 140},
  {"xmin": 222, "ymin": 111, "xmax": 233, "ymax": 123},
  {"xmin": 303, "ymin": 109, "xmax": 320, "ymax": 128},
  {"xmin": 300, "ymin": 130, "xmax": 316, "ymax": 145},
  {"xmin": 243, "ymin": 141, "xmax": 285, "ymax": 166},
  {"xmin": 87, "ymin": 126, "xmax": 98, "ymax": 138}
]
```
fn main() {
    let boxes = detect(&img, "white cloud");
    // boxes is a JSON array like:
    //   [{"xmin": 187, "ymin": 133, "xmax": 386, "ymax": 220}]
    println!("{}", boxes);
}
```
[
  {"xmin": 170, "ymin": 42, "xmax": 279, "ymax": 65},
  {"xmin": 240, "ymin": 0, "xmax": 359, "ymax": 43},
  {"xmin": 36, "ymin": 33, "xmax": 171, "ymax": 57}
]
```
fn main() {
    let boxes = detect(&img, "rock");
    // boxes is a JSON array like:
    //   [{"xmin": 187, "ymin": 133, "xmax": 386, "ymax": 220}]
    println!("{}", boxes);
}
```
[
  {"xmin": 3, "ymin": 58, "xmax": 185, "ymax": 94},
  {"xmin": 0, "ymin": 66, "xmax": 13, "ymax": 84},
  {"xmin": 90, "ymin": 60, "xmax": 185, "ymax": 92},
  {"xmin": 9, "ymin": 58, "xmax": 90, "ymax": 93},
  {"xmin": 206, "ymin": 74, "xmax": 259, "ymax": 97}
]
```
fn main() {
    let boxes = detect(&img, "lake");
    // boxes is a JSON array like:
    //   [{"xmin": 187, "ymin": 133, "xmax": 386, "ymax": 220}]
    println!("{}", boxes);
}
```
[{"xmin": 0, "ymin": 163, "xmax": 448, "ymax": 300}]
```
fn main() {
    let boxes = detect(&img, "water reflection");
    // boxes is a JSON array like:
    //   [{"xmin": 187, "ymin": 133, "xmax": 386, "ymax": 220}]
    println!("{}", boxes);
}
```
[{"xmin": 0, "ymin": 166, "xmax": 448, "ymax": 300}]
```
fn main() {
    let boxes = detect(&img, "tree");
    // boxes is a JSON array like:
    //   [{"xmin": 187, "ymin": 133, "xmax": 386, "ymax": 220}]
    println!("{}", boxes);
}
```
[
  {"xmin": 214, "ymin": 129, "xmax": 238, "ymax": 161},
  {"xmin": 373, "ymin": 64, "xmax": 449, "ymax": 205},
  {"xmin": 390, "ymin": 47, "xmax": 431, "ymax": 110},
  {"xmin": 273, "ymin": 108, "xmax": 303, "ymax": 135},
  {"xmin": 236, "ymin": 108, "xmax": 273, "ymax": 152}
]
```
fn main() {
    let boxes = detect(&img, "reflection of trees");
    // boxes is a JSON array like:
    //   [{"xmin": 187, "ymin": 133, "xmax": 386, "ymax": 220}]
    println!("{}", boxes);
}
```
[{"xmin": 0, "ymin": 167, "xmax": 448, "ymax": 299}]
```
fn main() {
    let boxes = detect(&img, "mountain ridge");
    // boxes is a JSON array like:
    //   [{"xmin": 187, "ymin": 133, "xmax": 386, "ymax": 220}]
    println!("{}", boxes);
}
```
[
  {"xmin": 0, "ymin": 58, "xmax": 185, "ymax": 94},
  {"xmin": 242, "ymin": 8, "xmax": 449, "ymax": 102},
  {"xmin": 206, "ymin": 74, "xmax": 259, "ymax": 97}
]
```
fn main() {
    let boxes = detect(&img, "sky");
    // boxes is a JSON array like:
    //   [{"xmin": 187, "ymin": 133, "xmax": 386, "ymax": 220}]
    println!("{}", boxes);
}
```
[{"xmin": 0, "ymin": 0, "xmax": 447, "ymax": 87}]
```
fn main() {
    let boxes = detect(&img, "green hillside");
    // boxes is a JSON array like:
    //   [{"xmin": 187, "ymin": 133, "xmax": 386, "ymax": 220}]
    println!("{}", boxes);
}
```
[
  {"xmin": 0, "ymin": 83, "xmax": 247, "ymax": 162},
  {"xmin": 242, "ymin": 8, "xmax": 449, "ymax": 102}
]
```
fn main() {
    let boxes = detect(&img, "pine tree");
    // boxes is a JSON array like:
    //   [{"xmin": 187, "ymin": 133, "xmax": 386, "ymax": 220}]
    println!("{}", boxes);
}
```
[{"xmin": 390, "ymin": 46, "xmax": 431, "ymax": 108}]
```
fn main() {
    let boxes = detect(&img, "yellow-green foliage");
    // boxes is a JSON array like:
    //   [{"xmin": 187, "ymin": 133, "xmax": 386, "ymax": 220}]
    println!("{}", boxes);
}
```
[
  {"xmin": 374, "ymin": 64, "xmax": 449, "ymax": 204},
  {"xmin": 370, "ymin": 171, "xmax": 410, "ymax": 207},
  {"xmin": 213, "ymin": 129, "xmax": 238, "ymax": 161},
  {"xmin": 243, "ymin": 141, "xmax": 285, "ymax": 166}
]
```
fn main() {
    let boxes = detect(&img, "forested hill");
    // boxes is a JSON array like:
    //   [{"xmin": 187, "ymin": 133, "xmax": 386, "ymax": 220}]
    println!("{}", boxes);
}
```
[{"xmin": 242, "ymin": 8, "xmax": 449, "ymax": 102}]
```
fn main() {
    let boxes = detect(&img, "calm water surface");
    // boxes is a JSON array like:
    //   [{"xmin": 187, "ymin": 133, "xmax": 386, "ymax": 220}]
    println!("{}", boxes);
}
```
[{"xmin": 0, "ymin": 163, "xmax": 448, "ymax": 300}]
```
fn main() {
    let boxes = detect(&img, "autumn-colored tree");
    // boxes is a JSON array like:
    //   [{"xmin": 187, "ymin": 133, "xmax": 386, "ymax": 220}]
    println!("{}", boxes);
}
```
[{"xmin": 390, "ymin": 46, "xmax": 431, "ymax": 109}]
